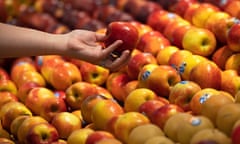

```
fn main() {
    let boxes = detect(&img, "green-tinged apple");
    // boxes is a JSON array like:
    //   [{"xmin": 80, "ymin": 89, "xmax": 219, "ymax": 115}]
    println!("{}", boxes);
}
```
[
  {"xmin": 91, "ymin": 99, "xmax": 124, "ymax": 130},
  {"xmin": 150, "ymin": 104, "xmax": 184, "ymax": 129},
  {"xmin": 147, "ymin": 10, "xmax": 182, "ymax": 33},
  {"xmin": 189, "ymin": 60, "xmax": 222, "ymax": 89},
  {"xmin": 191, "ymin": 3, "xmax": 219, "ymax": 28},
  {"xmin": 221, "ymin": 70, "xmax": 240, "ymax": 96},
  {"xmin": 212, "ymin": 45, "xmax": 234, "ymax": 70},
  {"xmin": 106, "ymin": 71, "xmax": 131, "ymax": 102},
  {"xmin": 225, "ymin": 53, "xmax": 240, "ymax": 74},
  {"xmin": 139, "ymin": 99, "xmax": 167, "ymax": 118},
  {"xmin": 104, "ymin": 21, "xmax": 139, "ymax": 57},
  {"xmin": 216, "ymin": 103, "xmax": 240, "ymax": 136},
  {"xmin": 85, "ymin": 131, "xmax": 115, "ymax": 144},
  {"xmin": 26, "ymin": 123, "xmax": 59, "ymax": 144},
  {"xmin": 182, "ymin": 27, "xmax": 217, "ymax": 57},
  {"xmin": 169, "ymin": 80, "xmax": 202, "ymax": 111},
  {"xmin": 16, "ymin": 70, "xmax": 46, "ymax": 88},
  {"xmin": 231, "ymin": 119, "xmax": 240, "ymax": 144},
  {"xmin": 127, "ymin": 123, "xmax": 164, "ymax": 144},
  {"xmin": 39, "ymin": 96, "xmax": 67, "ymax": 122},
  {"xmin": 79, "ymin": 61, "xmax": 109, "ymax": 86},
  {"xmin": 113, "ymin": 112, "xmax": 150, "ymax": 143},
  {"xmin": 190, "ymin": 88, "xmax": 220, "ymax": 115},
  {"xmin": 156, "ymin": 46, "xmax": 179, "ymax": 65},
  {"xmin": 17, "ymin": 116, "xmax": 48, "ymax": 144},
  {"xmin": 127, "ymin": 52, "xmax": 157, "ymax": 80},
  {"xmin": 25, "ymin": 87, "xmax": 56, "ymax": 115},
  {"xmin": 10, "ymin": 57, "xmax": 37, "ymax": 84},
  {"xmin": 65, "ymin": 81, "xmax": 98, "ymax": 110},
  {"xmin": 137, "ymin": 63, "xmax": 159, "ymax": 88},
  {"xmin": 10, "ymin": 115, "xmax": 30, "ymax": 139},
  {"xmin": 145, "ymin": 65, "xmax": 181, "ymax": 97},
  {"xmin": 199, "ymin": 92, "xmax": 235, "ymax": 124},
  {"xmin": 227, "ymin": 22, "xmax": 240, "ymax": 52},
  {"xmin": 0, "ymin": 79, "xmax": 17, "ymax": 95},
  {"xmin": 177, "ymin": 115, "xmax": 215, "ymax": 144},
  {"xmin": 164, "ymin": 112, "xmax": 193, "ymax": 142},
  {"xmin": 168, "ymin": 50, "xmax": 193, "ymax": 70},
  {"xmin": 124, "ymin": 88, "xmax": 158, "ymax": 112},
  {"xmin": 17, "ymin": 82, "xmax": 41, "ymax": 103},
  {"xmin": 179, "ymin": 54, "xmax": 208, "ymax": 80},
  {"xmin": 51, "ymin": 112, "xmax": 82, "ymax": 139},
  {"xmin": 49, "ymin": 61, "xmax": 82, "ymax": 90},
  {"xmin": 81, "ymin": 95, "xmax": 110, "ymax": 124},
  {"xmin": 0, "ymin": 101, "xmax": 32, "ymax": 131},
  {"xmin": 0, "ymin": 91, "xmax": 18, "ymax": 109},
  {"xmin": 67, "ymin": 128, "xmax": 94, "ymax": 144},
  {"xmin": 190, "ymin": 128, "xmax": 231, "ymax": 144},
  {"xmin": 204, "ymin": 11, "xmax": 231, "ymax": 43},
  {"xmin": 136, "ymin": 30, "xmax": 170, "ymax": 56}
]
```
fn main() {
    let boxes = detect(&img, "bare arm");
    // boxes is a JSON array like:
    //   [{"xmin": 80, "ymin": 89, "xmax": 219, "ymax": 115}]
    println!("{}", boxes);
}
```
[{"xmin": 0, "ymin": 23, "xmax": 131, "ymax": 71}]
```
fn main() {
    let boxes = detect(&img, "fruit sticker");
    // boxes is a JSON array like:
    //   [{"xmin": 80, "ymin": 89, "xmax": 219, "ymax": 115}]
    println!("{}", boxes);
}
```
[
  {"xmin": 189, "ymin": 117, "xmax": 201, "ymax": 126},
  {"xmin": 141, "ymin": 70, "xmax": 151, "ymax": 81},
  {"xmin": 171, "ymin": 62, "xmax": 186, "ymax": 74},
  {"xmin": 199, "ymin": 93, "xmax": 211, "ymax": 104}
]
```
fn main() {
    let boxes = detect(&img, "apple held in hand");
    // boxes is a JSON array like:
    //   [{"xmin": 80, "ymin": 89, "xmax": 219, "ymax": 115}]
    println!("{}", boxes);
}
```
[{"xmin": 104, "ymin": 21, "xmax": 139, "ymax": 57}]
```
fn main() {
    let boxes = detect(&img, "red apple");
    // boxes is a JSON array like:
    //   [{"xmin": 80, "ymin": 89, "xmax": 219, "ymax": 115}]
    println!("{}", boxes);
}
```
[
  {"xmin": 104, "ymin": 21, "xmax": 139, "ymax": 57},
  {"xmin": 49, "ymin": 61, "xmax": 82, "ymax": 90},
  {"xmin": 145, "ymin": 65, "xmax": 181, "ymax": 97},
  {"xmin": 106, "ymin": 71, "xmax": 131, "ymax": 102},
  {"xmin": 0, "ymin": 79, "xmax": 17, "ymax": 95},
  {"xmin": 169, "ymin": 80, "xmax": 202, "ymax": 111},
  {"xmin": 150, "ymin": 104, "xmax": 184, "ymax": 129},
  {"xmin": 65, "ymin": 81, "xmax": 98, "ymax": 110},
  {"xmin": 227, "ymin": 22, "xmax": 240, "ymax": 52},
  {"xmin": 51, "ymin": 112, "xmax": 82, "ymax": 139},
  {"xmin": 0, "ymin": 67, "xmax": 9, "ymax": 81},
  {"xmin": 26, "ymin": 123, "xmax": 59, "ymax": 144},
  {"xmin": 67, "ymin": 128, "xmax": 94, "ymax": 144},
  {"xmin": 127, "ymin": 52, "xmax": 157, "ymax": 80},
  {"xmin": 212, "ymin": 45, "xmax": 234, "ymax": 70},
  {"xmin": 189, "ymin": 60, "xmax": 222, "ymax": 89},
  {"xmin": 136, "ymin": 30, "xmax": 170, "ymax": 56},
  {"xmin": 85, "ymin": 130, "xmax": 115, "ymax": 144},
  {"xmin": 169, "ymin": 0, "xmax": 198, "ymax": 17},
  {"xmin": 79, "ymin": 61, "xmax": 109, "ymax": 86},
  {"xmin": 17, "ymin": 82, "xmax": 41, "ymax": 103},
  {"xmin": 91, "ymin": 98, "xmax": 124, "ymax": 130},
  {"xmin": 0, "ymin": 91, "xmax": 18, "ymax": 109}
]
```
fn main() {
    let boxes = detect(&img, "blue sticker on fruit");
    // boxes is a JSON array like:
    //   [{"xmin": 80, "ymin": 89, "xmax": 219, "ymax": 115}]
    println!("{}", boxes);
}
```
[
  {"xmin": 141, "ymin": 70, "xmax": 151, "ymax": 81},
  {"xmin": 199, "ymin": 93, "xmax": 210, "ymax": 104}
]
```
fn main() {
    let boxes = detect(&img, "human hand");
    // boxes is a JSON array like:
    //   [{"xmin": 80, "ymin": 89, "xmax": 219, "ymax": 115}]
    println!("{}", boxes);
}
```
[{"xmin": 60, "ymin": 30, "xmax": 131, "ymax": 71}]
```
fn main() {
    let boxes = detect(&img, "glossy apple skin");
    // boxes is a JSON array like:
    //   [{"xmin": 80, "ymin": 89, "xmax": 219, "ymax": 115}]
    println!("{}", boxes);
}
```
[
  {"xmin": 227, "ymin": 22, "xmax": 240, "ymax": 52},
  {"xmin": 104, "ymin": 21, "xmax": 139, "ymax": 56}
]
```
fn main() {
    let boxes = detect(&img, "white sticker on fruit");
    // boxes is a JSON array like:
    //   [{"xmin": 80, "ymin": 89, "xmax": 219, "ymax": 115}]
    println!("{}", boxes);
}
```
[
  {"xmin": 199, "ymin": 93, "xmax": 210, "ymax": 104},
  {"xmin": 190, "ymin": 117, "xmax": 201, "ymax": 126}
]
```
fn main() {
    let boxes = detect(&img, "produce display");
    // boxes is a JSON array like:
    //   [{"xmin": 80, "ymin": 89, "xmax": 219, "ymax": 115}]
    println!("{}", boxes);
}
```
[{"xmin": 1, "ymin": 0, "xmax": 240, "ymax": 144}]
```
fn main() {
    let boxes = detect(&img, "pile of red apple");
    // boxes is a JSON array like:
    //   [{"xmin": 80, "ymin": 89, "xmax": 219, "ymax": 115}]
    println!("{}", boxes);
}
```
[{"xmin": 2, "ymin": 0, "xmax": 240, "ymax": 144}]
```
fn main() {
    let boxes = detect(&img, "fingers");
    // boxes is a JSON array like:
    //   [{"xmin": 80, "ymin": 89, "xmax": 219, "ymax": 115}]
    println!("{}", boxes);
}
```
[
  {"xmin": 102, "ymin": 40, "xmax": 123, "ymax": 56},
  {"xmin": 107, "ymin": 50, "xmax": 131, "ymax": 72},
  {"xmin": 95, "ymin": 33, "xmax": 106, "ymax": 41}
]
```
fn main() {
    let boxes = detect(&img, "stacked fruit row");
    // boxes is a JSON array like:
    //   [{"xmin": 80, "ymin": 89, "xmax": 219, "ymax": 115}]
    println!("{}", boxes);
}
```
[{"xmin": 1, "ymin": 0, "xmax": 240, "ymax": 144}]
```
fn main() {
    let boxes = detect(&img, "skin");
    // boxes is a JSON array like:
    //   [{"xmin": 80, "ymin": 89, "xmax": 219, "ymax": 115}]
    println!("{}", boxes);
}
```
[{"xmin": 0, "ymin": 23, "xmax": 131, "ymax": 71}]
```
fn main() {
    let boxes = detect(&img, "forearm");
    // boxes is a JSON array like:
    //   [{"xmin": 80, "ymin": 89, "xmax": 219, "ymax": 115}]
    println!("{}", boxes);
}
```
[{"xmin": 0, "ymin": 23, "xmax": 66, "ymax": 58}]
